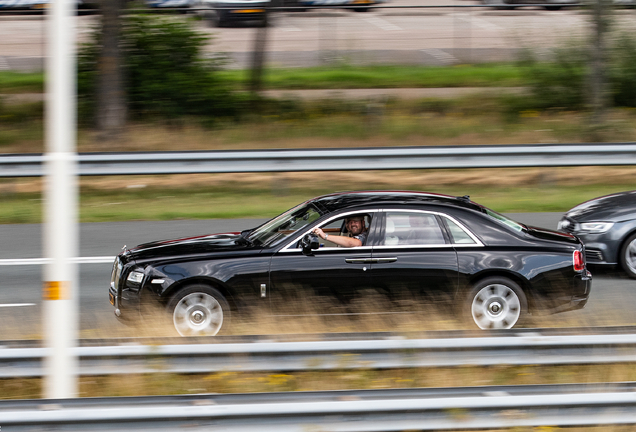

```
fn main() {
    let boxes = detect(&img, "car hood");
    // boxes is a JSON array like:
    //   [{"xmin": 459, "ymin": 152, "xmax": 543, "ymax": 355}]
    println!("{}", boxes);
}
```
[
  {"xmin": 126, "ymin": 232, "xmax": 254, "ymax": 262},
  {"xmin": 565, "ymin": 190, "xmax": 636, "ymax": 222},
  {"xmin": 524, "ymin": 225, "xmax": 579, "ymax": 245}
]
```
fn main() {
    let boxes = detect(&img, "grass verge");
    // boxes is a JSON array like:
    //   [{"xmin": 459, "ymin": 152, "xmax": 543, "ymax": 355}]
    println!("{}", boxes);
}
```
[
  {"xmin": 0, "ymin": 64, "xmax": 523, "ymax": 94},
  {"xmin": 217, "ymin": 63, "xmax": 525, "ymax": 90},
  {"xmin": 0, "ymin": 168, "xmax": 634, "ymax": 224},
  {"xmin": 0, "ymin": 71, "xmax": 44, "ymax": 94}
]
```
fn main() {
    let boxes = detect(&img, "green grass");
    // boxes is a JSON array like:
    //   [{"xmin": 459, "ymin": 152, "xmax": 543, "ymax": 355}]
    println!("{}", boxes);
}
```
[
  {"xmin": 219, "ymin": 64, "xmax": 525, "ymax": 90},
  {"xmin": 0, "ymin": 71, "xmax": 45, "ymax": 94},
  {"xmin": 0, "ymin": 180, "xmax": 631, "ymax": 224},
  {"xmin": 0, "ymin": 64, "xmax": 523, "ymax": 96}
]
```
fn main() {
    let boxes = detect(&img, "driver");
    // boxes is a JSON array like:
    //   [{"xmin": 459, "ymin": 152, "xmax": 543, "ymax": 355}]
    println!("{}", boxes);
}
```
[{"xmin": 312, "ymin": 215, "xmax": 368, "ymax": 248}]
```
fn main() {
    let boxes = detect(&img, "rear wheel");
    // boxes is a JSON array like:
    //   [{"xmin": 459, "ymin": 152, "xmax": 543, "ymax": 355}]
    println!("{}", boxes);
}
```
[
  {"xmin": 168, "ymin": 284, "xmax": 230, "ymax": 336},
  {"xmin": 466, "ymin": 277, "xmax": 527, "ymax": 329},
  {"xmin": 620, "ymin": 233, "xmax": 636, "ymax": 279}
]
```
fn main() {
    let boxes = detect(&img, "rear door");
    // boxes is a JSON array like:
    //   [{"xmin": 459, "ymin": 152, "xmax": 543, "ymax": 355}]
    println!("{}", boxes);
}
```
[{"xmin": 369, "ymin": 210, "xmax": 460, "ymax": 309}]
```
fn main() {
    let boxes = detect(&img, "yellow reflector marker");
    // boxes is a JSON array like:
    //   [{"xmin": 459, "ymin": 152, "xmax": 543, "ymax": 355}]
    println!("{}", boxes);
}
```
[
  {"xmin": 232, "ymin": 9, "xmax": 264, "ymax": 12},
  {"xmin": 43, "ymin": 281, "xmax": 68, "ymax": 301}
]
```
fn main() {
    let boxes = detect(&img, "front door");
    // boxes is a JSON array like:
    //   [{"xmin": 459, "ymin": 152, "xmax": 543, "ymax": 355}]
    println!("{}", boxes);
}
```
[{"xmin": 268, "ymin": 211, "xmax": 378, "ymax": 317}]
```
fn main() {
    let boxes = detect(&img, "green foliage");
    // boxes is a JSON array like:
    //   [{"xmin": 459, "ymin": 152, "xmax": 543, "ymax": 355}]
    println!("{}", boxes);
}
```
[
  {"xmin": 512, "ymin": 32, "xmax": 636, "ymax": 113},
  {"xmin": 516, "ymin": 44, "xmax": 588, "ymax": 112},
  {"xmin": 78, "ymin": 14, "xmax": 241, "ymax": 123},
  {"xmin": 609, "ymin": 32, "xmax": 636, "ymax": 108}
]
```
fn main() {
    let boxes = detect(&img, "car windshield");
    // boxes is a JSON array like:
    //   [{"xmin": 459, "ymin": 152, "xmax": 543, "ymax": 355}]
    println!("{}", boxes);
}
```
[
  {"xmin": 247, "ymin": 203, "xmax": 323, "ymax": 247},
  {"xmin": 484, "ymin": 208, "xmax": 525, "ymax": 232}
]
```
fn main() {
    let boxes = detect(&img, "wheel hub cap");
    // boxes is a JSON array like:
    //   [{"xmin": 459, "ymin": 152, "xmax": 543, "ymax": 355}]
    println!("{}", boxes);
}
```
[
  {"xmin": 488, "ymin": 301, "xmax": 502, "ymax": 315},
  {"xmin": 190, "ymin": 310, "xmax": 205, "ymax": 325}
]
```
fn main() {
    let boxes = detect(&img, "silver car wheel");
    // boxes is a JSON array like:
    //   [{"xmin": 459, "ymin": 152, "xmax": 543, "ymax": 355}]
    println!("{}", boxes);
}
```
[
  {"xmin": 470, "ymin": 283, "xmax": 521, "ymax": 329},
  {"xmin": 173, "ymin": 292, "xmax": 224, "ymax": 337},
  {"xmin": 624, "ymin": 238, "xmax": 636, "ymax": 275}
]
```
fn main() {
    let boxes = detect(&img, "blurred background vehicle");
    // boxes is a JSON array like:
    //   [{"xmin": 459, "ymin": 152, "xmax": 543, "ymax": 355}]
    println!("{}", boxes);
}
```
[
  {"xmin": 295, "ymin": 0, "xmax": 388, "ymax": 12},
  {"xmin": 194, "ymin": 0, "xmax": 270, "ymax": 27},
  {"xmin": 481, "ymin": 0, "xmax": 576, "ymax": 11},
  {"xmin": 558, "ymin": 191, "xmax": 636, "ymax": 279},
  {"xmin": 146, "ymin": 0, "xmax": 195, "ymax": 8}
]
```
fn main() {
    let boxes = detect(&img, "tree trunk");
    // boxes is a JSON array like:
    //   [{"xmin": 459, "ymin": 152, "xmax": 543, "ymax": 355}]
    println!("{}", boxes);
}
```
[
  {"xmin": 589, "ymin": 0, "xmax": 611, "ymax": 129},
  {"xmin": 249, "ymin": 16, "xmax": 269, "ymax": 99},
  {"xmin": 96, "ymin": 0, "xmax": 126, "ymax": 141}
]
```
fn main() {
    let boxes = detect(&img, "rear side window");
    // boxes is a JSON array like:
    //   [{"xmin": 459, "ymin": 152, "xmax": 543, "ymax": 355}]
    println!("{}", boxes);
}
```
[
  {"xmin": 384, "ymin": 212, "xmax": 446, "ymax": 245},
  {"xmin": 443, "ymin": 217, "xmax": 477, "ymax": 244}
]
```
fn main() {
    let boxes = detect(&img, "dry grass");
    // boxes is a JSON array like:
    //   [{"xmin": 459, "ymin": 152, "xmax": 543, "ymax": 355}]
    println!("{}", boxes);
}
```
[{"xmin": 2, "ymin": 165, "xmax": 636, "ymax": 196}]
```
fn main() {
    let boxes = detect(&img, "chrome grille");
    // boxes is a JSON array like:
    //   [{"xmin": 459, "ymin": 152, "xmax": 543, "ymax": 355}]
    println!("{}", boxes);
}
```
[{"xmin": 111, "ymin": 258, "xmax": 122, "ymax": 291}]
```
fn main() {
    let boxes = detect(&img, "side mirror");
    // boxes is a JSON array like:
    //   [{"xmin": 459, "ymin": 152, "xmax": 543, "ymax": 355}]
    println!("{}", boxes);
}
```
[{"xmin": 300, "ymin": 233, "xmax": 320, "ymax": 256}]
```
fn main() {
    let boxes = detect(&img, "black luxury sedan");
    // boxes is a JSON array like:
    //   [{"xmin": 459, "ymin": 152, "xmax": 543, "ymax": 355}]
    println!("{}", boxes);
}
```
[
  {"xmin": 109, "ymin": 191, "xmax": 591, "ymax": 336},
  {"xmin": 558, "ymin": 190, "xmax": 636, "ymax": 279}
]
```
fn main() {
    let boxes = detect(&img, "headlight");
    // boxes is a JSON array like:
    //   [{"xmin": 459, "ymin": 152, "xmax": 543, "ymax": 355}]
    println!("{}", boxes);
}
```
[
  {"xmin": 126, "ymin": 271, "xmax": 145, "ymax": 284},
  {"xmin": 579, "ymin": 222, "xmax": 614, "ymax": 233}
]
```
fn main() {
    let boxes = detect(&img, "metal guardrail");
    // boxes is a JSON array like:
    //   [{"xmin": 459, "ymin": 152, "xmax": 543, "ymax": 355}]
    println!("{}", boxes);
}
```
[
  {"xmin": 2, "ymin": 143, "xmax": 636, "ymax": 177},
  {"xmin": 2, "ymin": 383, "xmax": 636, "ymax": 430},
  {"xmin": 3, "ymin": 331, "xmax": 636, "ymax": 377}
]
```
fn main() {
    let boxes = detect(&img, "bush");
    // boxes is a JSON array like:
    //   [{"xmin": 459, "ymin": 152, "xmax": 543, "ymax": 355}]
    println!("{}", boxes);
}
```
[
  {"xmin": 517, "ymin": 44, "xmax": 588, "ymax": 112},
  {"xmin": 609, "ymin": 32, "xmax": 636, "ymax": 108},
  {"xmin": 513, "ymin": 32, "xmax": 636, "ymax": 113},
  {"xmin": 78, "ymin": 14, "xmax": 241, "ymax": 123}
]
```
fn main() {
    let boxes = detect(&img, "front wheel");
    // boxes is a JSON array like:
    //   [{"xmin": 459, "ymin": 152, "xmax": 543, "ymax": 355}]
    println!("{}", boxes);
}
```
[
  {"xmin": 466, "ymin": 277, "xmax": 527, "ymax": 329},
  {"xmin": 620, "ymin": 233, "xmax": 636, "ymax": 279},
  {"xmin": 168, "ymin": 284, "xmax": 230, "ymax": 336}
]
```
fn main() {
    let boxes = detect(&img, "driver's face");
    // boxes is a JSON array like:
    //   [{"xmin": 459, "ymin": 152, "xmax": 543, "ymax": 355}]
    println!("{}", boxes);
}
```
[{"xmin": 346, "ymin": 218, "xmax": 364, "ymax": 235}]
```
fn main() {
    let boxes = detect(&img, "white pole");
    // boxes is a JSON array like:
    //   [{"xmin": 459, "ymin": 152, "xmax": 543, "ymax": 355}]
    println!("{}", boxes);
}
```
[{"xmin": 43, "ymin": 0, "xmax": 78, "ymax": 399}]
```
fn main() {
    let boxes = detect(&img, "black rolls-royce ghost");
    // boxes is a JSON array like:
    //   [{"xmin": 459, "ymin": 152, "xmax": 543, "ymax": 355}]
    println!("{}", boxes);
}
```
[{"xmin": 109, "ymin": 191, "xmax": 591, "ymax": 336}]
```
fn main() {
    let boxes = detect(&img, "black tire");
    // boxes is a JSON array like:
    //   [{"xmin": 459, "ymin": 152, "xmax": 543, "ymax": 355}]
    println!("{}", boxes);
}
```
[
  {"xmin": 620, "ymin": 233, "xmax": 636, "ymax": 279},
  {"xmin": 168, "ymin": 284, "xmax": 230, "ymax": 337},
  {"xmin": 465, "ymin": 277, "xmax": 527, "ymax": 330},
  {"xmin": 352, "ymin": 7, "xmax": 369, "ymax": 12}
]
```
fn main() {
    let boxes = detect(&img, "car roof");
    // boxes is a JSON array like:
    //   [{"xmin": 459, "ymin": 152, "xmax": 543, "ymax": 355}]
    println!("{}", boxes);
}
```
[{"xmin": 309, "ymin": 191, "xmax": 485, "ymax": 214}]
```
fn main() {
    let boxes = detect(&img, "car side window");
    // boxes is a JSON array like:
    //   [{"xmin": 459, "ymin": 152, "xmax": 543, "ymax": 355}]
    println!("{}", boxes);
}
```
[
  {"xmin": 443, "ymin": 217, "xmax": 477, "ymax": 244},
  {"xmin": 384, "ymin": 212, "xmax": 446, "ymax": 245},
  {"xmin": 317, "ymin": 214, "xmax": 373, "ymax": 248}
]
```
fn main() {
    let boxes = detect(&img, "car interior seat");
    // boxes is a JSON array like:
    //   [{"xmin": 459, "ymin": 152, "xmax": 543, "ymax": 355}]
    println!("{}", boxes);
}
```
[{"xmin": 384, "ymin": 219, "xmax": 400, "ymax": 245}]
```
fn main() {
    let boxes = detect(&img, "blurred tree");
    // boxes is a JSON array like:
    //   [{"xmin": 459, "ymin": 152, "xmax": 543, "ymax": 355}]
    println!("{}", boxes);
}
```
[
  {"xmin": 95, "ymin": 0, "xmax": 127, "ymax": 141},
  {"xmin": 79, "ymin": 13, "xmax": 240, "ymax": 126},
  {"xmin": 588, "ymin": 0, "xmax": 613, "ymax": 128}
]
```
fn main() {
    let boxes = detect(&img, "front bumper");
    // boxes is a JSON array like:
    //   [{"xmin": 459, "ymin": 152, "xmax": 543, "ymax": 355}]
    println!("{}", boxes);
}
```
[{"xmin": 109, "ymin": 285, "xmax": 140, "ymax": 325}]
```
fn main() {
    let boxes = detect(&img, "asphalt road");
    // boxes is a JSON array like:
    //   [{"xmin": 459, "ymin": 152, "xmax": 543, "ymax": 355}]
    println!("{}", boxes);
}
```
[{"xmin": 0, "ymin": 213, "xmax": 634, "ymax": 338}]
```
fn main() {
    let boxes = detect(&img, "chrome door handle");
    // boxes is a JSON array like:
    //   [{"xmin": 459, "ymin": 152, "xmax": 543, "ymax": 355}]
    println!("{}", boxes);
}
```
[
  {"xmin": 345, "ymin": 258, "xmax": 373, "ymax": 264},
  {"xmin": 375, "ymin": 257, "xmax": 397, "ymax": 263}
]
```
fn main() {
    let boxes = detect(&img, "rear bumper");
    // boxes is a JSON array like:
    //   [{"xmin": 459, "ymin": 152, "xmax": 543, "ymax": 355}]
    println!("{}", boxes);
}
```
[{"xmin": 549, "ymin": 269, "xmax": 591, "ymax": 314}]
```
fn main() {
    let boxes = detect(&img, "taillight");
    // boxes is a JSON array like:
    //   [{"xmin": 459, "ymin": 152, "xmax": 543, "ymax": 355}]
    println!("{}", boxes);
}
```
[{"xmin": 573, "ymin": 250, "xmax": 584, "ymax": 271}]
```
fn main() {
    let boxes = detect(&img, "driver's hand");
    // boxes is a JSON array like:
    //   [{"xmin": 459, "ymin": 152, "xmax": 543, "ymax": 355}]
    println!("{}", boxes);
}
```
[{"xmin": 312, "ymin": 228, "xmax": 324, "ymax": 239}]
